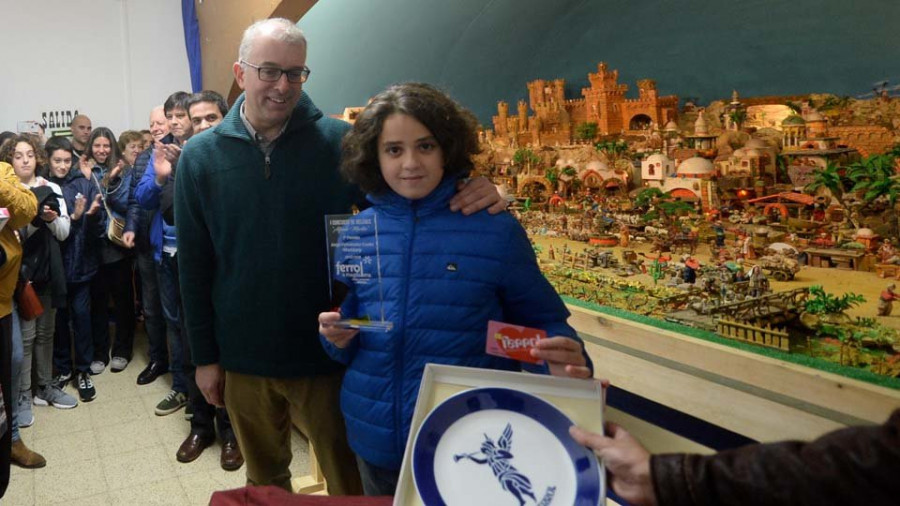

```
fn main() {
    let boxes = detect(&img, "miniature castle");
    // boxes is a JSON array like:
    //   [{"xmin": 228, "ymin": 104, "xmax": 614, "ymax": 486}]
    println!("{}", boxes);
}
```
[{"xmin": 490, "ymin": 63, "xmax": 678, "ymax": 146}]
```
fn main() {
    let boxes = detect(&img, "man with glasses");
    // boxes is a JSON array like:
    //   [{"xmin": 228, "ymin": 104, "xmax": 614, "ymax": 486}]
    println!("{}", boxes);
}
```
[{"xmin": 175, "ymin": 18, "xmax": 504, "ymax": 494}]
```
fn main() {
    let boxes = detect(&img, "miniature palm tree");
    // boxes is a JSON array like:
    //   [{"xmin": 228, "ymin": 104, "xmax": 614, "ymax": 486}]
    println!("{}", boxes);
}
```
[
  {"xmin": 512, "ymin": 148, "xmax": 540, "ymax": 174},
  {"xmin": 843, "ymin": 155, "xmax": 900, "ymax": 234},
  {"xmin": 806, "ymin": 161, "xmax": 846, "ymax": 199},
  {"xmin": 728, "ymin": 109, "xmax": 747, "ymax": 130},
  {"xmin": 575, "ymin": 122, "xmax": 598, "ymax": 142},
  {"xmin": 545, "ymin": 166, "xmax": 559, "ymax": 186},
  {"xmin": 805, "ymin": 162, "xmax": 860, "ymax": 226},
  {"xmin": 594, "ymin": 140, "xmax": 629, "ymax": 164},
  {"xmin": 801, "ymin": 285, "xmax": 866, "ymax": 362}
]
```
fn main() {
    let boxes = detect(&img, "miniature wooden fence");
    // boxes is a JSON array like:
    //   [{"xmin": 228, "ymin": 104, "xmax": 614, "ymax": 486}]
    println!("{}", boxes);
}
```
[{"xmin": 716, "ymin": 318, "xmax": 790, "ymax": 351}]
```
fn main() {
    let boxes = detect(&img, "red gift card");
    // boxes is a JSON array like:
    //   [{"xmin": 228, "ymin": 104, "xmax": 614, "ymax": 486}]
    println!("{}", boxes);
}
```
[{"xmin": 485, "ymin": 320, "xmax": 546, "ymax": 364}]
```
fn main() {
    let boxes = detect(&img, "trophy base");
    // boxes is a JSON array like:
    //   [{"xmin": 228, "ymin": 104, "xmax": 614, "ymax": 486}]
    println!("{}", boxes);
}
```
[{"xmin": 333, "ymin": 319, "xmax": 394, "ymax": 332}]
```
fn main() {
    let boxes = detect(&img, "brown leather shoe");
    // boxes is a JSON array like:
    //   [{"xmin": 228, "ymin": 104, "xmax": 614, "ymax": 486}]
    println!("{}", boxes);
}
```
[
  {"xmin": 176, "ymin": 432, "xmax": 214, "ymax": 463},
  {"xmin": 220, "ymin": 437, "xmax": 244, "ymax": 471},
  {"xmin": 11, "ymin": 439, "xmax": 47, "ymax": 468}
]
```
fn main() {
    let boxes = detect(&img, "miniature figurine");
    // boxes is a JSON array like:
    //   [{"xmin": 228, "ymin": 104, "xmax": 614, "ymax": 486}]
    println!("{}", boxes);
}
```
[
  {"xmin": 713, "ymin": 222, "xmax": 726, "ymax": 247},
  {"xmin": 878, "ymin": 239, "xmax": 900, "ymax": 265},
  {"xmin": 877, "ymin": 284, "xmax": 898, "ymax": 316},
  {"xmin": 747, "ymin": 265, "xmax": 767, "ymax": 298},
  {"xmin": 683, "ymin": 258, "xmax": 699, "ymax": 284},
  {"xmin": 741, "ymin": 234, "xmax": 755, "ymax": 260},
  {"xmin": 619, "ymin": 225, "xmax": 630, "ymax": 248}
]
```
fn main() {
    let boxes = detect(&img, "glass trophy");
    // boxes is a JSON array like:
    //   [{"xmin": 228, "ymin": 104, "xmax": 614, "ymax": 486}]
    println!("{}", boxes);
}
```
[{"xmin": 325, "ymin": 214, "xmax": 393, "ymax": 332}]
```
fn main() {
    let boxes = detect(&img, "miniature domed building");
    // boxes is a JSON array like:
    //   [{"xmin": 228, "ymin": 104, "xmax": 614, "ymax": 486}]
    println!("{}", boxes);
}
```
[
  {"xmin": 781, "ymin": 115, "xmax": 807, "ymax": 149},
  {"xmin": 641, "ymin": 153, "xmax": 675, "ymax": 185},
  {"xmin": 579, "ymin": 160, "xmax": 613, "ymax": 191},
  {"xmin": 721, "ymin": 137, "xmax": 776, "ymax": 178},
  {"xmin": 677, "ymin": 156, "xmax": 715, "ymax": 179},
  {"xmin": 664, "ymin": 120, "xmax": 679, "ymax": 133},
  {"xmin": 804, "ymin": 110, "xmax": 828, "ymax": 137},
  {"xmin": 694, "ymin": 111, "xmax": 710, "ymax": 136},
  {"xmin": 781, "ymin": 115, "xmax": 806, "ymax": 126},
  {"xmin": 684, "ymin": 110, "xmax": 718, "ymax": 151}
]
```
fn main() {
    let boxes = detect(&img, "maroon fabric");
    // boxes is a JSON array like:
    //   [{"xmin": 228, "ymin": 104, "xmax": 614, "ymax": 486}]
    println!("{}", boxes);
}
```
[{"xmin": 210, "ymin": 486, "xmax": 392, "ymax": 506}]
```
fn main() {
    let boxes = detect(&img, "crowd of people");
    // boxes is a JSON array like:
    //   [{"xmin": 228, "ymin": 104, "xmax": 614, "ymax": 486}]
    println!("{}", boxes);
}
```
[
  {"xmin": 0, "ymin": 15, "xmax": 896, "ymax": 505},
  {"xmin": 0, "ymin": 87, "xmax": 247, "ymax": 486}
]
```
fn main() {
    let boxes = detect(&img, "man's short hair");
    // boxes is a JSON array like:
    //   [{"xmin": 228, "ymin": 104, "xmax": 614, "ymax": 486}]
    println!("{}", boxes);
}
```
[
  {"xmin": 238, "ymin": 18, "xmax": 307, "ymax": 61},
  {"xmin": 69, "ymin": 114, "xmax": 90, "ymax": 128},
  {"xmin": 164, "ymin": 91, "xmax": 191, "ymax": 114},
  {"xmin": 186, "ymin": 90, "xmax": 229, "ymax": 117}
]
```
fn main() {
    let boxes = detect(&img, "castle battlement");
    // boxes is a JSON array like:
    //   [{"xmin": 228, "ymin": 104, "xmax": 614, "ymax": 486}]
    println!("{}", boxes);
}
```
[{"xmin": 492, "ymin": 62, "xmax": 678, "ymax": 141}]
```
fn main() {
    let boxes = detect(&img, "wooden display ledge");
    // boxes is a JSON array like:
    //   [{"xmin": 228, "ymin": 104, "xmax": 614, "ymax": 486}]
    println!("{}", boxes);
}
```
[{"xmin": 569, "ymin": 303, "xmax": 900, "ymax": 446}]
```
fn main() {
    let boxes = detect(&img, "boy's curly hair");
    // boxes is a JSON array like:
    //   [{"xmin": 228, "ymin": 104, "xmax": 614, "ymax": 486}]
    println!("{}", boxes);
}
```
[{"xmin": 341, "ymin": 82, "xmax": 481, "ymax": 195}]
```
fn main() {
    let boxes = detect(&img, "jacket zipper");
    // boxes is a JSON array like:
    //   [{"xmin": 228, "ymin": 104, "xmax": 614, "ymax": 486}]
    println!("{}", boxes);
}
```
[
  {"xmin": 395, "ymin": 202, "xmax": 418, "ymax": 456},
  {"xmin": 264, "ymin": 155, "xmax": 271, "ymax": 179}
]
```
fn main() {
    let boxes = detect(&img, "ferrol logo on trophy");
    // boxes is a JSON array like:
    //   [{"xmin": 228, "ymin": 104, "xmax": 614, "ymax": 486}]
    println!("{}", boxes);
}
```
[{"xmin": 325, "ymin": 214, "xmax": 393, "ymax": 332}]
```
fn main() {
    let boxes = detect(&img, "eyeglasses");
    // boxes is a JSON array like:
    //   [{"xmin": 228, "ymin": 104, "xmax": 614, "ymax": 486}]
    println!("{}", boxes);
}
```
[{"xmin": 240, "ymin": 60, "xmax": 310, "ymax": 83}]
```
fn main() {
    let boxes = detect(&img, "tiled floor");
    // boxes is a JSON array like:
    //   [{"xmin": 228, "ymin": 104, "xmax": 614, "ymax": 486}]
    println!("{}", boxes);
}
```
[{"xmin": 4, "ymin": 331, "xmax": 311, "ymax": 505}]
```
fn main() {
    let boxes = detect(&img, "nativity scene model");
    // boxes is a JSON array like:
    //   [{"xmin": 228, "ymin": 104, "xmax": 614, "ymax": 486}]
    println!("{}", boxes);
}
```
[{"xmin": 466, "ymin": 62, "xmax": 900, "ymax": 387}]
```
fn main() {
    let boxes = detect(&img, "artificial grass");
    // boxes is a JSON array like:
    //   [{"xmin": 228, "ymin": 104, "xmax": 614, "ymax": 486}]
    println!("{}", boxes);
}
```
[{"xmin": 563, "ymin": 295, "xmax": 900, "ymax": 391}]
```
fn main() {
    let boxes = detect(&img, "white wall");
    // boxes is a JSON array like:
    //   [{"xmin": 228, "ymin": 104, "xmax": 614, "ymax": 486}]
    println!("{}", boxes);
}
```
[{"xmin": 0, "ymin": 0, "xmax": 192, "ymax": 136}]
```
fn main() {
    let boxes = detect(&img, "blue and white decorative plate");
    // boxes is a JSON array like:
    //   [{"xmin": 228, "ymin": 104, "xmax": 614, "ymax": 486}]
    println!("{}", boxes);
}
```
[{"xmin": 412, "ymin": 387, "xmax": 603, "ymax": 505}]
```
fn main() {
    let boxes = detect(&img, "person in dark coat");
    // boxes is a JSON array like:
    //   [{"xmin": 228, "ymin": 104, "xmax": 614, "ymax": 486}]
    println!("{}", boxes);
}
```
[
  {"xmin": 570, "ymin": 408, "xmax": 900, "ymax": 506},
  {"xmin": 45, "ymin": 137, "xmax": 103, "ymax": 402}
]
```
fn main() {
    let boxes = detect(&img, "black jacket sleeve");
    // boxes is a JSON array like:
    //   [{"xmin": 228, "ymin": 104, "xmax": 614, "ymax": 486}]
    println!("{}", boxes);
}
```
[{"xmin": 651, "ymin": 409, "xmax": 900, "ymax": 506}]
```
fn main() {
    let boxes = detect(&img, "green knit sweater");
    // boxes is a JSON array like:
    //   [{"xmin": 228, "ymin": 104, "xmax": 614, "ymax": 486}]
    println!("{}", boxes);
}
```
[{"xmin": 175, "ymin": 92, "xmax": 361, "ymax": 377}]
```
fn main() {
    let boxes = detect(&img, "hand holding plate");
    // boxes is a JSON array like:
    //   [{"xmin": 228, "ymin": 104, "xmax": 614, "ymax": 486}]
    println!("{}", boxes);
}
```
[{"xmin": 569, "ymin": 423, "xmax": 656, "ymax": 506}]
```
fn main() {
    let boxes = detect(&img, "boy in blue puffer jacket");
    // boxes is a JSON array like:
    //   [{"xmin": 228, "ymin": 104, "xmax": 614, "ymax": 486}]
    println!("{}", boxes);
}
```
[{"xmin": 318, "ymin": 82, "xmax": 593, "ymax": 496}]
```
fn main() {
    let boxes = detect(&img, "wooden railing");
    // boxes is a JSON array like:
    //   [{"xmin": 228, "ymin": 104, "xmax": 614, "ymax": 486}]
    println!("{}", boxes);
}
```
[{"xmin": 717, "ymin": 317, "xmax": 790, "ymax": 351}]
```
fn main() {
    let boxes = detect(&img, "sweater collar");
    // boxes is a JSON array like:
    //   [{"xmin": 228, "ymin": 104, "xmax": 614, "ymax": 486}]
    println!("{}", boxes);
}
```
[
  {"xmin": 367, "ymin": 178, "xmax": 458, "ymax": 216},
  {"xmin": 216, "ymin": 92, "xmax": 323, "ymax": 142}
]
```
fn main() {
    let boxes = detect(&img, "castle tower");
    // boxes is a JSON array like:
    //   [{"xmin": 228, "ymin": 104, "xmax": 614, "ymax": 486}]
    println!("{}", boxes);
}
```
[
  {"xmin": 527, "ymin": 80, "xmax": 546, "ymax": 108},
  {"xmin": 582, "ymin": 62, "xmax": 628, "ymax": 134},
  {"xmin": 518, "ymin": 100, "xmax": 528, "ymax": 132},
  {"xmin": 553, "ymin": 79, "xmax": 566, "ymax": 103},
  {"xmin": 637, "ymin": 79, "xmax": 658, "ymax": 101},
  {"xmin": 493, "ymin": 101, "xmax": 509, "ymax": 137}
]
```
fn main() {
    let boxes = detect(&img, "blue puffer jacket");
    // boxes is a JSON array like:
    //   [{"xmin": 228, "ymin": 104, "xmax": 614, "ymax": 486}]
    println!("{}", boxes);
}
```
[
  {"xmin": 321, "ymin": 179, "xmax": 588, "ymax": 470},
  {"xmin": 49, "ymin": 170, "xmax": 103, "ymax": 283}
]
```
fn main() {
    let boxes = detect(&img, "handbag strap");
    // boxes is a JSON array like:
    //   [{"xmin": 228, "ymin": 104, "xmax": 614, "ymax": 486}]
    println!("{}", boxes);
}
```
[{"xmin": 90, "ymin": 172, "xmax": 118, "ymax": 218}]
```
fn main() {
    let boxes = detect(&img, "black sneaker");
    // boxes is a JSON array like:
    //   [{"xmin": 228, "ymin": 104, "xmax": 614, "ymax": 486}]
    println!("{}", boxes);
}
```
[
  {"xmin": 52, "ymin": 372, "xmax": 72, "ymax": 390},
  {"xmin": 77, "ymin": 372, "xmax": 96, "ymax": 402}
]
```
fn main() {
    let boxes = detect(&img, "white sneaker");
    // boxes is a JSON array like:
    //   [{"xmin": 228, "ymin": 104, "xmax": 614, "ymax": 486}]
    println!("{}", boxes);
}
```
[
  {"xmin": 33, "ymin": 385, "xmax": 78, "ymax": 409},
  {"xmin": 90, "ymin": 361, "xmax": 106, "ymax": 375},
  {"xmin": 110, "ymin": 356, "xmax": 129, "ymax": 372}
]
